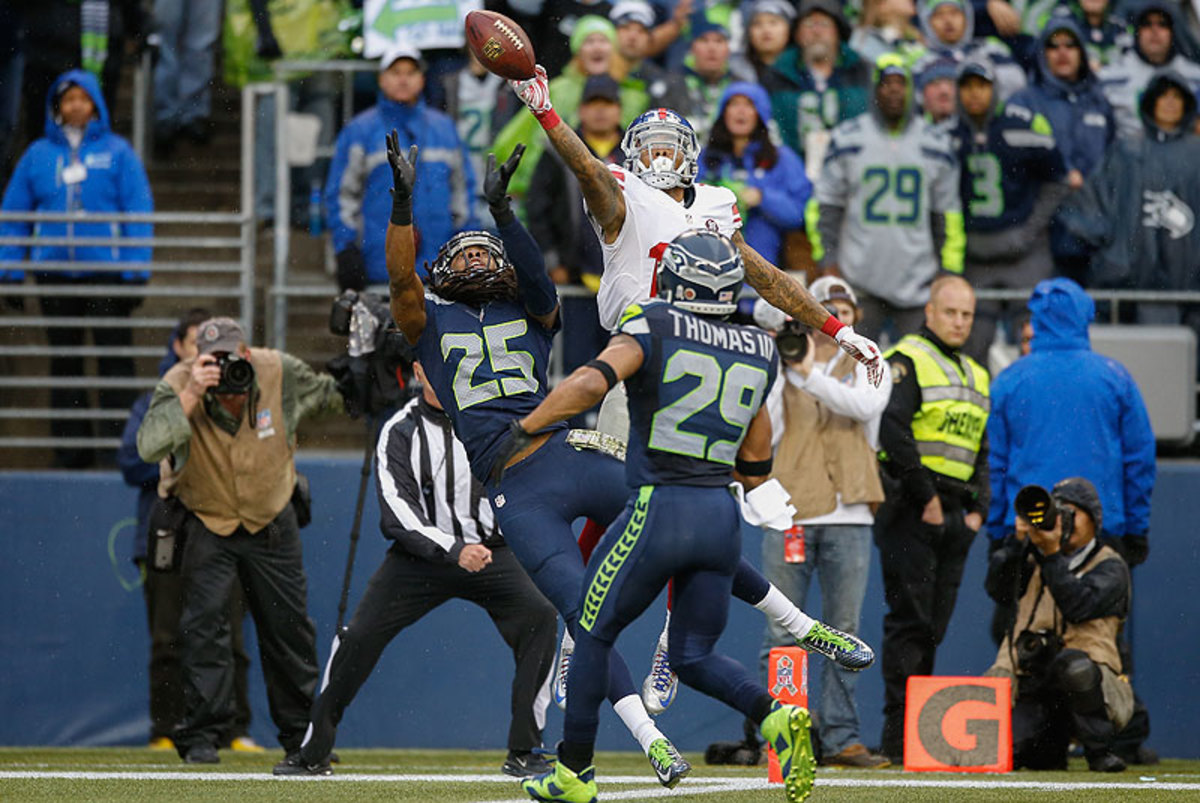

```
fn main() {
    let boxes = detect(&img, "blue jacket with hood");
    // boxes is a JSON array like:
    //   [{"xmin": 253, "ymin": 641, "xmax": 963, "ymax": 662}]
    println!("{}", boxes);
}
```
[
  {"xmin": 986, "ymin": 278, "xmax": 1155, "ymax": 541},
  {"xmin": 117, "ymin": 334, "xmax": 185, "ymax": 563},
  {"xmin": 1059, "ymin": 69, "xmax": 1200, "ymax": 290},
  {"xmin": 915, "ymin": 0, "xmax": 1029, "ymax": 101},
  {"xmin": 0, "ymin": 69, "xmax": 153, "ymax": 281},
  {"xmin": 1009, "ymin": 17, "xmax": 1115, "ymax": 259},
  {"xmin": 325, "ymin": 93, "xmax": 477, "ymax": 284},
  {"xmin": 698, "ymin": 82, "xmax": 812, "ymax": 265}
]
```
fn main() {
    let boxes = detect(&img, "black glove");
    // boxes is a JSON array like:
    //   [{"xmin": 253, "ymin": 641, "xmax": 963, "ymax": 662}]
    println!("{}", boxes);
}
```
[
  {"xmin": 385, "ymin": 130, "xmax": 418, "ymax": 226},
  {"xmin": 488, "ymin": 419, "xmax": 534, "ymax": 485},
  {"xmin": 336, "ymin": 245, "xmax": 368, "ymax": 292},
  {"xmin": 1123, "ymin": 533, "xmax": 1149, "ymax": 567},
  {"xmin": 483, "ymin": 144, "xmax": 525, "ymax": 226}
]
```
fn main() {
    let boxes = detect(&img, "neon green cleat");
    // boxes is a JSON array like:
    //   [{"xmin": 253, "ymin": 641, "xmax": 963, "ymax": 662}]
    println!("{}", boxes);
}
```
[
  {"xmin": 760, "ymin": 703, "xmax": 817, "ymax": 803},
  {"xmin": 520, "ymin": 761, "xmax": 598, "ymax": 803},
  {"xmin": 798, "ymin": 621, "xmax": 875, "ymax": 670},
  {"xmin": 647, "ymin": 737, "xmax": 691, "ymax": 788}
]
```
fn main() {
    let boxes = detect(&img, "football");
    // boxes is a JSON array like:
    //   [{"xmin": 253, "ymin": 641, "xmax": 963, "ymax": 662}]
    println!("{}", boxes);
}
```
[{"xmin": 464, "ymin": 10, "xmax": 537, "ymax": 81}]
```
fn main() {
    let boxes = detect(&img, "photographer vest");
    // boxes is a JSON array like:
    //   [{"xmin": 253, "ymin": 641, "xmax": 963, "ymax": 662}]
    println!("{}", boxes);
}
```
[
  {"xmin": 993, "ymin": 543, "xmax": 1126, "ymax": 676},
  {"xmin": 163, "ymin": 348, "xmax": 297, "ymax": 535},
  {"xmin": 772, "ymin": 353, "xmax": 885, "ymax": 519},
  {"xmin": 885, "ymin": 334, "xmax": 989, "ymax": 482}
]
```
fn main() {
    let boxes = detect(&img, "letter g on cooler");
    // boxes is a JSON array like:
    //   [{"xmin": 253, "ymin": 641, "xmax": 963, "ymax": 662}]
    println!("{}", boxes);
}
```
[{"xmin": 903, "ymin": 676, "xmax": 1012, "ymax": 772}]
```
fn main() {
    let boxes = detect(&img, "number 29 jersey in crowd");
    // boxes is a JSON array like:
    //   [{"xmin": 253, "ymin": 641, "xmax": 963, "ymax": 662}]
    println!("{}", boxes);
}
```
[
  {"xmin": 414, "ymin": 294, "xmax": 565, "ymax": 484},
  {"xmin": 615, "ymin": 300, "xmax": 779, "ymax": 488},
  {"xmin": 591, "ymin": 165, "xmax": 742, "ymax": 332}
]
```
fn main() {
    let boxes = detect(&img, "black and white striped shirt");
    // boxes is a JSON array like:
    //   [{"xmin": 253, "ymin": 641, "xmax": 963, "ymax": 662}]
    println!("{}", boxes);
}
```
[{"xmin": 375, "ymin": 397, "xmax": 502, "ymax": 564}]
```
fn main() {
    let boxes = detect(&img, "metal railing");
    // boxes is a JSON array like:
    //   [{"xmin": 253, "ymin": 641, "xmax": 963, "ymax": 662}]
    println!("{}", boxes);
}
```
[{"xmin": 0, "ymin": 204, "xmax": 255, "ymax": 451}]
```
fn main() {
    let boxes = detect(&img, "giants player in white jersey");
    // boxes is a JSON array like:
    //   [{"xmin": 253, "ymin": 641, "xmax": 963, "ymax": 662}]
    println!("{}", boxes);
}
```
[{"xmin": 510, "ymin": 67, "xmax": 883, "ymax": 717}]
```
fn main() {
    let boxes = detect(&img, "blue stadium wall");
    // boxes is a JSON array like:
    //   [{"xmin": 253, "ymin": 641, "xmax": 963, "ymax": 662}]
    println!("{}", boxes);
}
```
[{"xmin": 2, "ymin": 458, "xmax": 1198, "ymax": 757}]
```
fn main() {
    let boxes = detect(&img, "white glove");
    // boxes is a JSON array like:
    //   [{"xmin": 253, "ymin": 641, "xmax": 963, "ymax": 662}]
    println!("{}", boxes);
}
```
[
  {"xmin": 835, "ymin": 325, "xmax": 883, "ymax": 388},
  {"xmin": 510, "ymin": 64, "xmax": 553, "ymax": 117}
]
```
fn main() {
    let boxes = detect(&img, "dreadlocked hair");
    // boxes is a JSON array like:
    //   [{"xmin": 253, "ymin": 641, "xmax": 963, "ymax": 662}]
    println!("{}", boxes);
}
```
[{"xmin": 428, "ymin": 231, "xmax": 519, "ymax": 306}]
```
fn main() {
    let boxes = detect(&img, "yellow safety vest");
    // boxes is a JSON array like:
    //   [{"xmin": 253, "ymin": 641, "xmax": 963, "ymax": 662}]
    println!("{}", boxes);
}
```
[{"xmin": 887, "ymin": 334, "xmax": 990, "ymax": 482}]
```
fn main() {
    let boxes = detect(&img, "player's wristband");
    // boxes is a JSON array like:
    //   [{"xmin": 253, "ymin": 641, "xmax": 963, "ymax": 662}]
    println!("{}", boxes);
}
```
[
  {"xmin": 736, "ymin": 456, "xmax": 773, "ymax": 477},
  {"xmin": 820, "ymin": 314, "xmax": 845, "ymax": 339},
  {"xmin": 534, "ymin": 107, "xmax": 561, "ymax": 131},
  {"xmin": 390, "ymin": 191, "xmax": 413, "ymax": 227}
]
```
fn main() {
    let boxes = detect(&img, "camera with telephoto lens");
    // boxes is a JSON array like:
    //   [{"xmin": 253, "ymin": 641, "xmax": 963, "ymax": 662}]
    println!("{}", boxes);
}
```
[
  {"xmin": 1014, "ymin": 628, "xmax": 1064, "ymax": 674},
  {"xmin": 213, "ymin": 352, "xmax": 255, "ymax": 395},
  {"xmin": 327, "ymin": 290, "xmax": 414, "ymax": 418},
  {"xmin": 1014, "ymin": 484, "xmax": 1075, "ymax": 547},
  {"xmin": 775, "ymin": 319, "xmax": 812, "ymax": 363}
]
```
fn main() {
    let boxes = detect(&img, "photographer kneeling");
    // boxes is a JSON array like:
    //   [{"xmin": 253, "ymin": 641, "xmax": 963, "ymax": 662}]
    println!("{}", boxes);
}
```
[
  {"xmin": 984, "ymin": 477, "xmax": 1133, "ymax": 773},
  {"xmin": 137, "ymin": 318, "xmax": 345, "ymax": 765}
]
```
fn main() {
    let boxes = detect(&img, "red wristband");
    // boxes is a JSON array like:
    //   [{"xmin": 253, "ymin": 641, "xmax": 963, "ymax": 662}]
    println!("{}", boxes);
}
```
[
  {"xmin": 820, "ymin": 315, "xmax": 845, "ymax": 338},
  {"xmin": 535, "ymin": 108, "xmax": 561, "ymax": 131}
]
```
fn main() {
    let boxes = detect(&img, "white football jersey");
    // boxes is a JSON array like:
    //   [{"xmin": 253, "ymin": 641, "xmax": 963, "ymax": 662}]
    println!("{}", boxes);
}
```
[{"xmin": 590, "ymin": 164, "xmax": 742, "ymax": 331}]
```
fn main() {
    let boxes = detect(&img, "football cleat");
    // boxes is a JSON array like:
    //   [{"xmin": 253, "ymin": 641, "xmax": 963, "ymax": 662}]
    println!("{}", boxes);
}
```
[
  {"xmin": 503, "ymin": 749, "xmax": 555, "ymax": 778},
  {"xmin": 521, "ymin": 761, "xmax": 598, "ymax": 803},
  {"xmin": 272, "ymin": 751, "xmax": 333, "ymax": 776},
  {"xmin": 647, "ymin": 737, "xmax": 690, "ymax": 788},
  {"xmin": 760, "ymin": 703, "xmax": 817, "ymax": 803},
  {"xmin": 552, "ymin": 630, "xmax": 574, "ymax": 711},
  {"xmin": 641, "ymin": 614, "xmax": 679, "ymax": 715},
  {"xmin": 798, "ymin": 622, "xmax": 875, "ymax": 671}
]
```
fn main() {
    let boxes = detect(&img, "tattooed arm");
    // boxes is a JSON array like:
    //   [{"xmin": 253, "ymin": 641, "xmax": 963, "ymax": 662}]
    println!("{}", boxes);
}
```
[
  {"xmin": 734, "ymin": 231, "xmax": 884, "ymax": 386},
  {"xmin": 734, "ymin": 231, "xmax": 832, "ymax": 328},
  {"xmin": 510, "ymin": 65, "xmax": 626, "ymax": 242}
]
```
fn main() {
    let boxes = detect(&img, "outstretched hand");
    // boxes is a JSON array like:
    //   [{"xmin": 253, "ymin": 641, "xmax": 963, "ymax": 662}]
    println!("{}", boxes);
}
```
[
  {"xmin": 385, "ymin": 130, "xmax": 418, "ymax": 203},
  {"xmin": 483, "ymin": 145, "xmax": 525, "ymax": 223},
  {"xmin": 510, "ymin": 65, "xmax": 554, "ymax": 119},
  {"xmin": 835, "ymin": 326, "xmax": 884, "ymax": 387}
]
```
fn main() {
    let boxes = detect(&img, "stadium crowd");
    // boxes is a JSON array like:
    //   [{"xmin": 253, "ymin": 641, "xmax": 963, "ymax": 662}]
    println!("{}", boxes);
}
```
[{"xmin": 0, "ymin": 0, "xmax": 1175, "ymax": 789}]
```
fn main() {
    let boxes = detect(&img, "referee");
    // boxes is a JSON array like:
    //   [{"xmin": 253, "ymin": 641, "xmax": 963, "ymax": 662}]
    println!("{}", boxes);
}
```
[{"xmin": 275, "ymin": 362, "xmax": 558, "ymax": 777}]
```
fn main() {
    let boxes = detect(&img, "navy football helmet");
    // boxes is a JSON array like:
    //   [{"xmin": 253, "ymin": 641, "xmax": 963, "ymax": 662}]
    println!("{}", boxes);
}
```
[
  {"xmin": 429, "ymin": 231, "xmax": 517, "ymax": 306},
  {"xmin": 656, "ymin": 230, "xmax": 745, "ymax": 317},
  {"xmin": 621, "ymin": 108, "xmax": 699, "ymax": 190}
]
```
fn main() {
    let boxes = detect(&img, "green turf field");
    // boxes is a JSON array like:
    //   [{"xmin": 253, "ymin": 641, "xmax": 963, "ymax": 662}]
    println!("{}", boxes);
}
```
[{"xmin": 2, "ymin": 748, "xmax": 1199, "ymax": 802}]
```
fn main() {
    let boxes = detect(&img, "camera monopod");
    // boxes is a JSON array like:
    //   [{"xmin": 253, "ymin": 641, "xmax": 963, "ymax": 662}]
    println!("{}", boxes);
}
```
[{"xmin": 335, "ymin": 414, "xmax": 377, "ymax": 633}]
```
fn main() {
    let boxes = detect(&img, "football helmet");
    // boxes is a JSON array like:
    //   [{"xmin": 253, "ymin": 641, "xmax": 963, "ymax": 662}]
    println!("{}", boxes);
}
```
[
  {"xmin": 621, "ymin": 108, "xmax": 699, "ymax": 190},
  {"xmin": 656, "ymin": 229, "xmax": 745, "ymax": 317},
  {"xmin": 429, "ymin": 230, "xmax": 517, "ymax": 306}
]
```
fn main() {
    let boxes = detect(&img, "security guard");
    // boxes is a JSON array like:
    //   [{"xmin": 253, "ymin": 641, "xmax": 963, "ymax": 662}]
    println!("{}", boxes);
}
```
[
  {"xmin": 137, "ymin": 317, "xmax": 345, "ymax": 765},
  {"xmin": 874, "ymin": 274, "xmax": 990, "ymax": 762}
]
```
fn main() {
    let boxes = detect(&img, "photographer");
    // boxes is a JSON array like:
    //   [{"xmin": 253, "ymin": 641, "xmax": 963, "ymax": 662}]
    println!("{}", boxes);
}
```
[
  {"xmin": 136, "ymin": 317, "xmax": 345, "ymax": 766},
  {"xmin": 758, "ymin": 277, "xmax": 891, "ymax": 768},
  {"xmin": 985, "ymin": 477, "xmax": 1133, "ymax": 773}
]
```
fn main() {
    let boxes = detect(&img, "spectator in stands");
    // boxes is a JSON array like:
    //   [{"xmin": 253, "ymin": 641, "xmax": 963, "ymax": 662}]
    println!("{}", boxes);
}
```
[
  {"xmin": 610, "ymin": 0, "xmax": 691, "ymax": 111},
  {"xmin": 136, "ymin": 317, "xmax": 345, "ymax": 766},
  {"xmin": 276, "ymin": 362, "xmax": 558, "ymax": 778},
  {"xmin": 445, "ymin": 51, "xmax": 522, "ymax": 228},
  {"xmin": 730, "ymin": 0, "xmax": 797, "ymax": 83},
  {"xmin": 681, "ymin": 20, "xmax": 755, "ymax": 142},
  {"xmin": 952, "ymin": 60, "xmax": 1068, "ymax": 363},
  {"xmin": 524, "ymin": 0, "xmax": 616, "ymax": 78},
  {"xmin": 698, "ymin": 82, "xmax": 811, "ymax": 267},
  {"xmin": 1047, "ymin": 0, "xmax": 1133, "ymax": 72},
  {"xmin": 1060, "ymin": 69, "xmax": 1200, "ymax": 355},
  {"xmin": 152, "ymin": 0, "xmax": 221, "ymax": 154},
  {"xmin": 916, "ymin": 58, "xmax": 961, "ymax": 130},
  {"xmin": 850, "ymin": 0, "xmax": 925, "ymax": 66},
  {"xmin": 916, "ymin": 0, "xmax": 1028, "ymax": 100},
  {"xmin": 758, "ymin": 279, "xmax": 891, "ymax": 769},
  {"xmin": 0, "ymin": 69, "xmax": 152, "ymax": 468},
  {"xmin": 116, "ymin": 308, "xmax": 261, "ymax": 755},
  {"xmin": 326, "ymin": 44, "xmax": 476, "ymax": 291},
  {"xmin": 526, "ymin": 75, "xmax": 624, "ymax": 373},
  {"xmin": 809, "ymin": 55, "xmax": 964, "ymax": 343},
  {"xmin": 19, "ymin": 0, "xmax": 144, "ymax": 146},
  {"xmin": 1009, "ymin": 18, "xmax": 1114, "ymax": 285},
  {"xmin": 984, "ymin": 477, "xmax": 1133, "ymax": 772},
  {"xmin": 494, "ymin": 15, "xmax": 645, "ymax": 199},
  {"xmin": 1099, "ymin": 0, "xmax": 1200, "ymax": 139},
  {"xmin": 876, "ymin": 274, "xmax": 990, "ymax": 763},
  {"xmin": 764, "ymin": 0, "xmax": 871, "ymax": 166}
]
